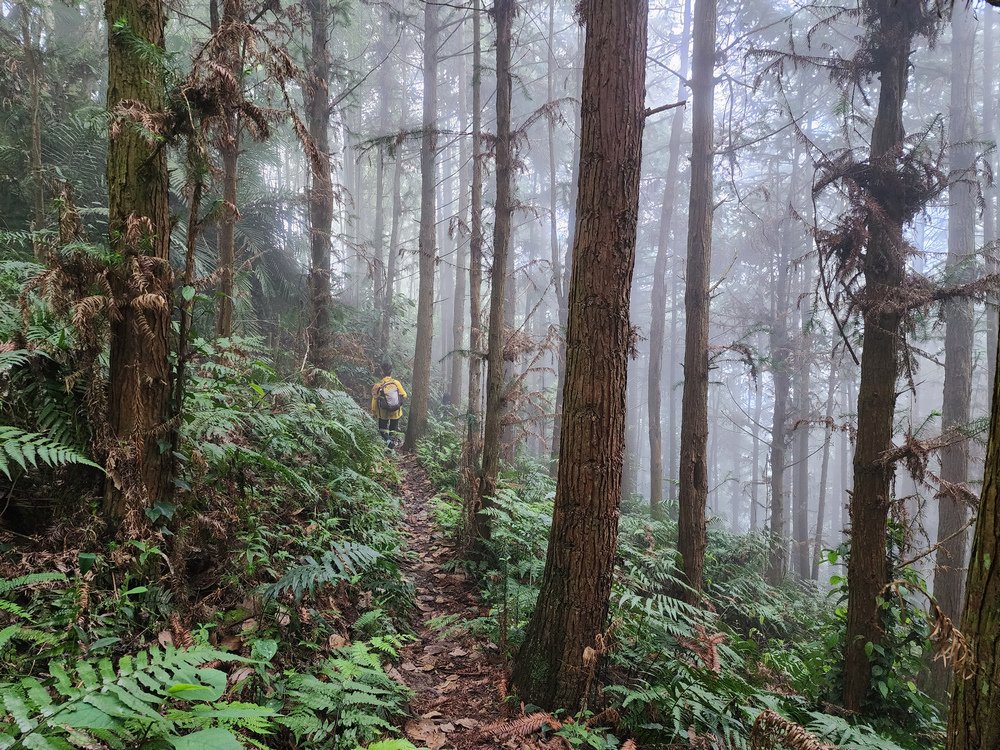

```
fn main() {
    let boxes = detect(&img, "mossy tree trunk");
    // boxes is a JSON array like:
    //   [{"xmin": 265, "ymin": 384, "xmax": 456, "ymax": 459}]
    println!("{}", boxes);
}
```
[
  {"xmin": 214, "ymin": 0, "xmax": 242, "ymax": 338},
  {"xmin": 104, "ymin": 0, "xmax": 173, "ymax": 525}
]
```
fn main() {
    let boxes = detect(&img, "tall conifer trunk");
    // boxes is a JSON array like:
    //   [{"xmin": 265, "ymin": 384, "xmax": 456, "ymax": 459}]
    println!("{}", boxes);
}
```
[
  {"xmin": 648, "ymin": 0, "xmax": 691, "ymax": 519},
  {"xmin": 677, "ymin": 0, "xmax": 717, "ymax": 598},
  {"xmin": 792, "ymin": 263, "xmax": 812, "ymax": 580},
  {"xmin": 404, "ymin": 0, "xmax": 439, "ymax": 449},
  {"xmin": 510, "ymin": 0, "xmax": 647, "ymax": 710},
  {"xmin": 462, "ymin": 0, "xmax": 486, "ymax": 534},
  {"xmin": 478, "ymin": 0, "xmax": 515, "ymax": 535},
  {"xmin": 842, "ymin": 2, "xmax": 923, "ymax": 712},
  {"xmin": 929, "ymin": 1, "xmax": 976, "ymax": 701},
  {"xmin": 766, "ymin": 238, "xmax": 791, "ymax": 585},
  {"xmin": 449, "ymin": 53, "xmax": 470, "ymax": 411},
  {"xmin": 811, "ymin": 353, "xmax": 837, "ymax": 581}
]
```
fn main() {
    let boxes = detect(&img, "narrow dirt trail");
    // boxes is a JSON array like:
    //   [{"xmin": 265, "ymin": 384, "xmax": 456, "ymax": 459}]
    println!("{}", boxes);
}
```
[{"xmin": 390, "ymin": 452, "xmax": 514, "ymax": 750}]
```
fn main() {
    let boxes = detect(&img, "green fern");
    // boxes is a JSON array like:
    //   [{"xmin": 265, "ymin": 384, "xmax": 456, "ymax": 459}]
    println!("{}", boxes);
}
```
[
  {"xmin": 362, "ymin": 740, "xmax": 423, "ymax": 750},
  {"xmin": 264, "ymin": 542, "xmax": 381, "ymax": 603},
  {"xmin": 0, "ymin": 573, "xmax": 67, "ymax": 653},
  {"xmin": 0, "ymin": 426, "xmax": 102, "ymax": 479},
  {"xmin": 0, "ymin": 349, "xmax": 35, "ymax": 373},
  {"xmin": 0, "ymin": 644, "xmax": 273, "ymax": 750},
  {"xmin": 279, "ymin": 641, "xmax": 411, "ymax": 750}
]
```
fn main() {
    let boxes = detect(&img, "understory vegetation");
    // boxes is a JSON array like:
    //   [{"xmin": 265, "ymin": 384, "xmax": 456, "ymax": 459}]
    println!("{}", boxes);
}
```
[
  {"xmin": 1, "ymin": 288, "xmax": 422, "ymax": 748},
  {"xmin": 417, "ymin": 420, "xmax": 943, "ymax": 750}
]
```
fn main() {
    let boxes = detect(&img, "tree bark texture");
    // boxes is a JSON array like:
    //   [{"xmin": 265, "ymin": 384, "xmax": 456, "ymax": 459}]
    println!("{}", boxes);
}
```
[
  {"xmin": 947, "ymin": 312, "xmax": 1000, "ymax": 750},
  {"xmin": 104, "ymin": 0, "xmax": 173, "ymax": 524},
  {"xmin": 677, "ymin": 0, "xmax": 717, "ymax": 600},
  {"xmin": 510, "ymin": 0, "xmax": 647, "ymax": 711},
  {"xmin": 404, "ymin": 0, "xmax": 439, "ymax": 449}
]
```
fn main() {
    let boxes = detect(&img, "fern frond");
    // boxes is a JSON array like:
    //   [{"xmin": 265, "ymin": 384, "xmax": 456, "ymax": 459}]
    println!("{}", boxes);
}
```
[
  {"xmin": 264, "ymin": 542, "xmax": 380, "ymax": 603},
  {"xmin": 1, "ymin": 645, "xmax": 268, "ymax": 749},
  {"xmin": 0, "ymin": 426, "xmax": 102, "ymax": 479}
]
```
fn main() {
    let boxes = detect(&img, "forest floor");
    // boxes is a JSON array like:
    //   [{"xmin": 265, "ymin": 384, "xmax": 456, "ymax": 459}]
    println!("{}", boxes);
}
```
[{"xmin": 392, "ymin": 453, "xmax": 559, "ymax": 750}]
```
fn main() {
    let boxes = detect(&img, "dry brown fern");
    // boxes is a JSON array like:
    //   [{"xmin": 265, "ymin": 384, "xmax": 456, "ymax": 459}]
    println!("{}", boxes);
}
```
[
  {"xmin": 750, "ymin": 709, "xmax": 834, "ymax": 750},
  {"xmin": 483, "ymin": 712, "xmax": 562, "ymax": 739},
  {"xmin": 170, "ymin": 612, "xmax": 194, "ymax": 649}
]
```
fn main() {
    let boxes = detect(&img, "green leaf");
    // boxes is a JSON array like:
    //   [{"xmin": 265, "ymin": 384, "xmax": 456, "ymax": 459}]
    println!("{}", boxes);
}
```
[
  {"xmin": 181, "ymin": 285, "xmax": 196, "ymax": 302},
  {"xmin": 169, "ymin": 728, "xmax": 244, "ymax": 750}
]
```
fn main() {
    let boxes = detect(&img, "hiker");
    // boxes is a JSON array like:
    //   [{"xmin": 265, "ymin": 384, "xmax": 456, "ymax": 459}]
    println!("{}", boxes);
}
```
[{"xmin": 371, "ymin": 362, "xmax": 407, "ymax": 449}]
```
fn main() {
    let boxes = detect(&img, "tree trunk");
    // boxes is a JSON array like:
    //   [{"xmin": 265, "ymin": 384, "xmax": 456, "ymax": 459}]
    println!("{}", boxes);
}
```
[
  {"xmin": 449, "ymin": 70, "xmax": 470, "ymax": 412},
  {"xmin": 214, "ymin": 0, "xmax": 242, "ymax": 338},
  {"xmin": 648, "ymin": 0, "xmax": 691, "ymax": 520},
  {"xmin": 842, "ymin": 3, "xmax": 921, "ymax": 712},
  {"xmin": 792, "ymin": 264, "xmax": 812, "ymax": 579},
  {"xmin": 750, "ymin": 372, "xmax": 762, "ymax": 530},
  {"xmin": 20, "ymin": 2, "xmax": 45, "ymax": 259},
  {"xmin": 545, "ymin": 0, "xmax": 563, "ymax": 461},
  {"xmin": 373, "ymin": 148, "xmax": 386, "ymax": 315},
  {"xmin": 437, "ymin": 151, "xmax": 455, "ymax": 380},
  {"xmin": 668, "ymin": 257, "xmax": 680, "ymax": 509},
  {"xmin": 984, "ymin": 14, "xmax": 999, "ymax": 407},
  {"xmin": 946, "ymin": 313, "xmax": 1000, "ymax": 750},
  {"xmin": 304, "ymin": 0, "xmax": 334, "ymax": 372},
  {"xmin": 380, "ymin": 125, "xmax": 404, "ymax": 354},
  {"xmin": 510, "ymin": 0, "xmax": 647, "ymax": 709},
  {"xmin": 811, "ymin": 353, "xmax": 837, "ymax": 581},
  {"xmin": 677, "ymin": 0, "xmax": 717, "ymax": 600},
  {"xmin": 930, "ymin": 1, "xmax": 976, "ymax": 702},
  {"xmin": 404, "ymin": 0, "xmax": 439, "ymax": 449},
  {"xmin": 462, "ymin": 0, "xmax": 486, "ymax": 537},
  {"xmin": 478, "ymin": 0, "xmax": 515, "ymax": 535},
  {"xmin": 104, "ymin": 0, "xmax": 173, "ymax": 523},
  {"xmin": 766, "ymin": 241, "xmax": 791, "ymax": 585}
]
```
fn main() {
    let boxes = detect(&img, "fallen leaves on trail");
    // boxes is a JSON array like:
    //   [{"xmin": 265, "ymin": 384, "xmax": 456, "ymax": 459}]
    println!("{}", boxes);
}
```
[
  {"xmin": 405, "ymin": 718, "xmax": 447, "ymax": 750},
  {"xmin": 392, "ymin": 453, "xmax": 512, "ymax": 749}
]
